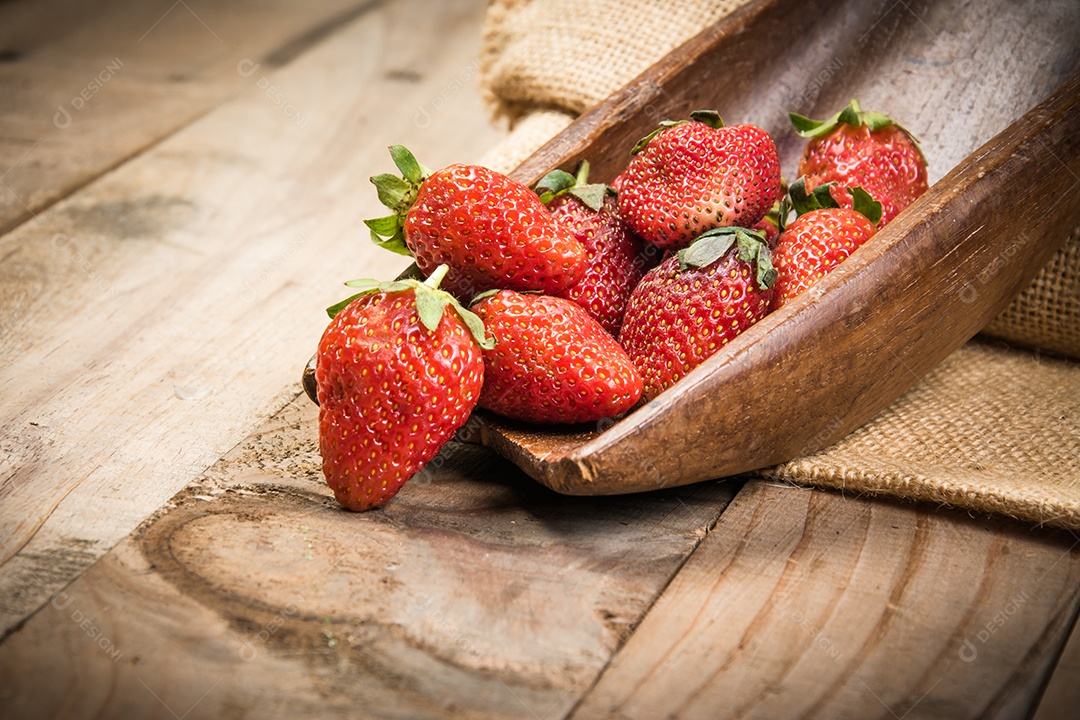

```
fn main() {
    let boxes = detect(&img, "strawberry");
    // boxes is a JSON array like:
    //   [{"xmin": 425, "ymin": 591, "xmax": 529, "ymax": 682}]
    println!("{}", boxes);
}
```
[
  {"xmin": 618, "ymin": 227, "xmax": 776, "ymax": 400},
  {"xmin": 770, "ymin": 178, "xmax": 881, "ymax": 310},
  {"xmin": 615, "ymin": 111, "xmax": 782, "ymax": 250},
  {"xmin": 365, "ymin": 146, "xmax": 586, "ymax": 300},
  {"xmin": 316, "ymin": 265, "xmax": 492, "ymax": 511},
  {"xmin": 470, "ymin": 290, "xmax": 643, "ymax": 424},
  {"xmin": 790, "ymin": 98, "xmax": 928, "ymax": 228},
  {"xmin": 535, "ymin": 162, "xmax": 661, "ymax": 335}
]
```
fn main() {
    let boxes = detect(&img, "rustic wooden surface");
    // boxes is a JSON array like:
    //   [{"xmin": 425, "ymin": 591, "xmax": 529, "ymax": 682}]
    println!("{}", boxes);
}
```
[
  {"xmin": 570, "ymin": 481, "xmax": 1080, "ymax": 720},
  {"xmin": 0, "ymin": 0, "xmax": 504, "ymax": 637},
  {"xmin": 0, "ymin": 0, "xmax": 382, "ymax": 235},
  {"xmin": 1, "ymin": 1, "xmax": 1078, "ymax": 719},
  {"xmin": 469, "ymin": 0, "xmax": 1080, "ymax": 496},
  {"xmin": 0, "ymin": 397, "xmax": 739, "ymax": 719}
]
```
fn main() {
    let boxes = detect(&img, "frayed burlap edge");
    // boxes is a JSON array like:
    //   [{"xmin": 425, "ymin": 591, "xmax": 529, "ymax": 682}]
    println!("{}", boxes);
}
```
[
  {"xmin": 763, "ymin": 341, "xmax": 1080, "ymax": 530},
  {"xmin": 764, "ymin": 463, "xmax": 1080, "ymax": 531}
]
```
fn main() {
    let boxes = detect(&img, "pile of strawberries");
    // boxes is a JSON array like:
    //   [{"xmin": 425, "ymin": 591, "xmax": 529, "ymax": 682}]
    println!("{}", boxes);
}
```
[{"xmin": 315, "ymin": 99, "xmax": 928, "ymax": 511}]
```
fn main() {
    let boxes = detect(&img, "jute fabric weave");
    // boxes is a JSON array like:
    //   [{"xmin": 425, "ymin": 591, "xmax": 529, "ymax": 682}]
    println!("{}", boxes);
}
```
[{"xmin": 766, "ymin": 341, "xmax": 1080, "ymax": 529}]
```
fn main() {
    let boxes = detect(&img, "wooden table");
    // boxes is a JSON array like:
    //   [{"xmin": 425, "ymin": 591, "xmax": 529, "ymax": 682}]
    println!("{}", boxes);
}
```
[{"xmin": 1, "ymin": 1, "xmax": 1077, "ymax": 718}]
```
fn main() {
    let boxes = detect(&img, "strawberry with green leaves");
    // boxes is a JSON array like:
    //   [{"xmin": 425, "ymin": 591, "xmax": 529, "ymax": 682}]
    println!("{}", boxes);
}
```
[
  {"xmin": 366, "ymin": 146, "xmax": 586, "ymax": 300},
  {"xmin": 752, "ymin": 204, "xmax": 781, "ymax": 248},
  {"xmin": 471, "ymin": 290, "xmax": 643, "ymax": 424},
  {"xmin": 536, "ymin": 161, "xmax": 660, "ymax": 335},
  {"xmin": 615, "ymin": 111, "xmax": 782, "ymax": 250},
  {"xmin": 770, "ymin": 178, "xmax": 882, "ymax": 310},
  {"xmin": 790, "ymin": 99, "xmax": 928, "ymax": 228},
  {"xmin": 618, "ymin": 227, "xmax": 776, "ymax": 399},
  {"xmin": 316, "ymin": 265, "xmax": 492, "ymax": 511}
]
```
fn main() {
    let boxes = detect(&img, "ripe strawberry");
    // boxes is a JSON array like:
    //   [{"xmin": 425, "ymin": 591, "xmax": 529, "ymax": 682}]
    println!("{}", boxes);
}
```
[
  {"xmin": 770, "ymin": 179, "xmax": 881, "ymax": 310},
  {"xmin": 366, "ymin": 145, "xmax": 586, "ymax": 300},
  {"xmin": 618, "ymin": 227, "xmax": 776, "ymax": 400},
  {"xmin": 791, "ymin": 98, "xmax": 928, "ymax": 228},
  {"xmin": 615, "ymin": 111, "xmax": 782, "ymax": 250},
  {"xmin": 535, "ymin": 162, "xmax": 661, "ymax": 335},
  {"xmin": 470, "ymin": 290, "xmax": 643, "ymax": 424},
  {"xmin": 316, "ymin": 265, "xmax": 492, "ymax": 511}
]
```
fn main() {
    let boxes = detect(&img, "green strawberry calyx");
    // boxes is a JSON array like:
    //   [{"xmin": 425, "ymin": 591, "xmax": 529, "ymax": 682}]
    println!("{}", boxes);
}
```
[
  {"xmin": 762, "ymin": 201, "xmax": 782, "ymax": 233},
  {"xmin": 788, "ymin": 98, "xmax": 897, "ymax": 138},
  {"xmin": 631, "ymin": 109, "xmax": 724, "ymax": 155},
  {"xmin": 778, "ymin": 178, "xmax": 883, "ymax": 231},
  {"xmin": 326, "ymin": 264, "xmax": 495, "ymax": 350},
  {"xmin": 534, "ymin": 160, "xmax": 610, "ymax": 211},
  {"xmin": 364, "ymin": 145, "xmax": 434, "ymax": 257},
  {"xmin": 788, "ymin": 99, "xmax": 927, "ymax": 165},
  {"xmin": 677, "ymin": 226, "xmax": 776, "ymax": 290}
]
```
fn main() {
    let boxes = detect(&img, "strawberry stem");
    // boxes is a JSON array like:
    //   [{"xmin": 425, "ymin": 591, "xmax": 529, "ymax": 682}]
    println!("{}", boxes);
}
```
[
  {"xmin": 575, "ymin": 159, "xmax": 591, "ymax": 186},
  {"xmin": 535, "ymin": 160, "xmax": 608, "ymax": 211},
  {"xmin": 688, "ymin": 109, "xmax": 724, "ymax": 128},
  {"xmin": 424, "ymin": 263, "xmax": 450, "ymax": 289}
]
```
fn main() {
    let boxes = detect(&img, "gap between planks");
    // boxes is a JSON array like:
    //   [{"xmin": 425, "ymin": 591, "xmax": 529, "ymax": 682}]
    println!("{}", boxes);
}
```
[{"xmin": 565, "ymin": 480, "xmax": 1080, "ymax": 720}]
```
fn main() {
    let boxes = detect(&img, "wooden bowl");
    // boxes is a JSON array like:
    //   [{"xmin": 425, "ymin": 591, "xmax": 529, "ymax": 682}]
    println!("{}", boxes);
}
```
[{"xmin": 307, "ymin": 0, "xmax": 1080, "ymax": 495}]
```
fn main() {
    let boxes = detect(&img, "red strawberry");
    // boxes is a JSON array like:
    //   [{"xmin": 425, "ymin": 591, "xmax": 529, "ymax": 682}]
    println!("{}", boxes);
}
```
[
  {"xmin": 770, "ymin": 179, "xmax": 880, "ymax": 310},
  {"xmin": 609, "ymin": 172, "xmax": 626, "ymax": 194},
  {"xmin": 471, "ymin": 290, "xmax": 643, "ymax": 424},
  {"xmin": 615, "ymin": 111, "xmax": 782, "ymax": 250},
  {"xmin": 791, "ymin": 99, "xmax": 928, "ymax": 228},
  {"xmin": 618, "ymin": 227, "xmax": 776, "ymax": 400},
  {"xmin": 316, "ymin": 265, "xmax": 492, "ymax": 511},
  {"xmin": 366, "ymin": 145, "xmax": 586, "ymax": 300},
  {"xmin": 535, "ymin": 162, "xmax": 661, "ymax": 335}
]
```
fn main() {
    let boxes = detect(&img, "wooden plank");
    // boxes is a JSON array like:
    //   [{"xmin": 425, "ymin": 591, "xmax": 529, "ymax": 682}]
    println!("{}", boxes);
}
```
[
  {"xmin": 0, "ymin": 396, "xmax": 738, "ymax": 720},
  {"xmin": 1032, "ymin": 605, "xmax": 1080, "ymax": 720},
  {"xmin": 570, "ymin": 481, "xmax": 1080, "ymax": 720},
  {"xmin": 0, "ymin": 0, "xmax": 382, "ymax": 235},
  {"xmin": 0, "ymin": 0, "xmax": 506, "ymax": 636}
]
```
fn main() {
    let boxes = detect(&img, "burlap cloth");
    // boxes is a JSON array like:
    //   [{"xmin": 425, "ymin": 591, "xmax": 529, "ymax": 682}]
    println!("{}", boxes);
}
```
[{"xmin": 477, "ymin": 0, "xmax": 1080, "ymax": 530}]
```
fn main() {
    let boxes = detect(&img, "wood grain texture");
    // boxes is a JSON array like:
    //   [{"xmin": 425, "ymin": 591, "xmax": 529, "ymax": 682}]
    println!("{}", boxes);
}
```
[
  {"xmin": 1032, "ymin": 604, "xmax": 1080, "ymax": 720},
  {"xmin": 569, "ymin": 481, "xmax": 1080, "ymax": 720},
  {"xmin": 0, "ymin": 0, "xmax": 383, "ymax": 235},
  {"xmin": 2, "ymin": 2, "xmax": 1078, "ymax": 718},
  {"xmin": 457, "ymin": 0, "xmax": 1080, "ymax": 495},
  {"xmin": 0, "ymin": 396, "xmax": 738, "ymax": 720},
  {"xmin": 0, "ymin": 0, "xmax": 506, "ymax": 637}
]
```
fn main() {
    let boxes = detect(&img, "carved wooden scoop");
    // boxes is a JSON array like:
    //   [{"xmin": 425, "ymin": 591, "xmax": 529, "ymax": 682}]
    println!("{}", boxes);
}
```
[{"xmin": 306, "ymin": 0, "xmax": 1080, "ymax": 495}]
